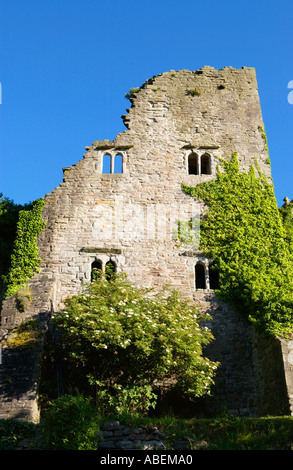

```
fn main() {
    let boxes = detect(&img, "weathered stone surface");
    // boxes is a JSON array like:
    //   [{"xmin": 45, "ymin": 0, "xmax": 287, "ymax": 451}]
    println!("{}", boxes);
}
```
[
  {"xmin": 98, "ymin": 421, "xmax": 167, "ymax": 450},
  {"xmin": 0, "ymin": 66, "xmax": 292, "ymax": 421}
]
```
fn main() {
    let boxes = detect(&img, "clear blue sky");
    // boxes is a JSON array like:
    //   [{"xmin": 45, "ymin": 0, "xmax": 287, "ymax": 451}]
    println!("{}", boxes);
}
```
[{"xmin": 0, "ymin": 0, "xmax": 293, "ymax": 206}]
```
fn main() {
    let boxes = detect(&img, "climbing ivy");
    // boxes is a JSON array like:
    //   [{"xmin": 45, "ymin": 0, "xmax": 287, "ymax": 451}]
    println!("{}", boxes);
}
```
[
  {"xmin": 181, "ymin": 153, "xmax": 293, "ymax": 338},
  {"xmin": 3, "ymin": 199, "xmax": 46, "ymax": 297},
  {"xmin": 0, "ymin": 195, "xmax": 28, "ymax": 283},
  {"xmin": 279, "ymin": 198, "xmax": 293, "ymax": 253},
  {"xmin": 258, "ymin": 126, "xmax": 270, "ymax": 157}
]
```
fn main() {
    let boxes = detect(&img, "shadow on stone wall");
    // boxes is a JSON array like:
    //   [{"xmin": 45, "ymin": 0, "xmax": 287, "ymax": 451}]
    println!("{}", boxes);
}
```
[{"xmin": 0, "ymin": 310, "xmax": 48, "ymax": 422}]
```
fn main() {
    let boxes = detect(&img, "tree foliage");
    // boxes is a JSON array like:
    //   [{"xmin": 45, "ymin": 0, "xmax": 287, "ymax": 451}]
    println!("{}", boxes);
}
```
[
  {"xmin": 40, "ymin": 395, "xmax": 100, "ymax": 450},
  {"xmin": 52, "ymin": 273, "xmax": 218, "ymax": 415},
  {"xmin": 181, "ymin": 153, "xmax": 293, "ymax": 338},
  {"xmin": 0, "ymin": 194, "xmax": 27, "ymax": 284}
]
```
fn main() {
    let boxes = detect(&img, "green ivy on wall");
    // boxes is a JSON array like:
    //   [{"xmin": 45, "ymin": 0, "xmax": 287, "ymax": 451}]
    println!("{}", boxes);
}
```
[
  {"xmin": 181, "ymin": 153, "xmax": 293, "ymax": 339},
  {"xmin": 279, "ymin": 198, "xmax": 293, "ymax": 253},
  {"xmin": 0, "ymin": 195, "xmax": 28, "ymax": 282},
  {"xmin": 3, "ymin": 199, "xmax": 46, "ymax": 297}
]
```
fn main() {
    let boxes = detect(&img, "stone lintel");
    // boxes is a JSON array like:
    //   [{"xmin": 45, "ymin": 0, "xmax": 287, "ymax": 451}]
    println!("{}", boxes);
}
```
[
  {"xmin": 182, "ymin": 144, "xmax": 220, "ymax": 150},
  {"xmin": 81, "ymin": 247, "xmax": 122, "ymax": 255},
  {"xmin": 91, "ymin": 141, "xmax": 133, "ymax": 151}
]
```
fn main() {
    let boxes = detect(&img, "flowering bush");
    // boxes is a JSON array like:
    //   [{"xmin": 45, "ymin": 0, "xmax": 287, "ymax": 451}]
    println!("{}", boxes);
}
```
[{"xmin": 52, "ymin": 273, "xmax": 218, "ymax": 415}]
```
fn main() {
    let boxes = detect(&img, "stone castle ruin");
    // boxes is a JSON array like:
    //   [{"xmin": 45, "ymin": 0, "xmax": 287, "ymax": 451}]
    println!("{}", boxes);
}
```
[{"xmin": 0, "ymin": 66, "xmax": 293, "ymax": 422}]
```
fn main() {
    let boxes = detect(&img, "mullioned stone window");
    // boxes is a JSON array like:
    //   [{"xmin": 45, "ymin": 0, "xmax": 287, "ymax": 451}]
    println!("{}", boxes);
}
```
[
  {"xmin": 101, "ymin": 152, "xmax": 125, "ymax": 174},
  {"xmin": 187, "ymin": 152, "xmax": 212, "ymax": 175},
  {"xmin": 90, "ymin": 258, "xmax": 117, "ymax": 281},
  {"xmin": 195, "ymin": 260, "xmax": 219, "ymax": 290},
  {"xmin": 91, "ymin": 260, "xmax": 103, "ymax": 281}
]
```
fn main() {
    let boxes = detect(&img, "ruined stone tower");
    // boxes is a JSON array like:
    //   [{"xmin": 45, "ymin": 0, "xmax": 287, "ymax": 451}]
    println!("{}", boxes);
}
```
[{"xmin": 1, "ymin": 67, "xmax": 293, "ymax": 421}]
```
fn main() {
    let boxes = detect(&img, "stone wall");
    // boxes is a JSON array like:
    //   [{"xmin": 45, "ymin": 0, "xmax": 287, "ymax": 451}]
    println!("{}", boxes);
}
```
[
  {"xmin": 250, "ymin": 331, "xmax": 290, "ymax": 416},
  {"xmin": 194, "ymin": 292, "xmax": 258, "ymax": 417},
  {"xmin": 0, "ymin": 341, "xmax": 42, "ymax": 423},
  {"xmin": 98, "ymin": 420, "xmax": 208, "ymax": 450},
  {"xmin": 98, "ymin": 420, "xmax": 166, "ymax": 450},
  {"xmin": 280, "ymin": 339, "xmax": 293, "ymax": 415},
  {"xmin": 34, "ymin": 66, "xmax": 270, "ymax": 313},
  {"xmin": 1, "ymin": 66, "xmax": 292, "ymax": 421},
  {"xmin": 0, "ymin": 276, "xmax": 53, "ymax": 422}
]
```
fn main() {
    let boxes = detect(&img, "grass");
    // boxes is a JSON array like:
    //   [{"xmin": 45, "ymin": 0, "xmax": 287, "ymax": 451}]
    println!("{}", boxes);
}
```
[
  {"xmin": 104, "ymin": 413, "xmax": 293, "ymax": 450},
  {"xmin": 0, "ymin": 415, "xmax": 292, "ymax": 450}
]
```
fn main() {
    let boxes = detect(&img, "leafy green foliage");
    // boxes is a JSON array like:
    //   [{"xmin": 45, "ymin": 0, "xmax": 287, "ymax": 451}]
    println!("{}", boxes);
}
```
[
  {"xmin": 40, "ymin": 395, "xmax": 100, "ymax": 450},
  {"xmin": 52, "ymin": 273, "xmax": 218, "ymax": 415},
  {"xmin": 125, "ymin": 87, "xmax": 140, "ymax": 101},
  {"xmin": 3, "ymin": 198, "xmax": 46, "ymax": 297},
  {"xmin": 181, "ymin": 153, "xmax": 293, "ymax": 338},
  {"xmin": 0, "ymin": 194, "xmax": 29, "ymax": 285},
  {"xmin": 1, "ymin": 414, "xmax": 292, "ymax": 450},
  {"xmin": 0, "ymin": 419, "xmax": 36, "ymax": 450},
  {"xmin": 174, "ymin": 218, "xmax": 200, "ymax": 249},
  {"xmin": 5, "ymin": 318, "xmax": 43, "ymax": 349},
  {"xmin": 258, "ymin": 125, "xmax": 270, "ymax": 157},
  {"xmin": 279, "ymin": 198, "xmax": 293, "ymax": 253}
]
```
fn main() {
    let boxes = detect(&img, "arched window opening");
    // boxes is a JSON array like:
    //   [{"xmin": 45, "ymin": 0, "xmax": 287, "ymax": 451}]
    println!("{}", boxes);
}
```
[
  {"xmin": 201, "ymin": 154, "xmax": 211, "ymax": 175},
  {"xmin": 102, "ymin": 154, "xmax": 111, "ymax": 174},
  {"xmin": 195, "ymin": 262, "xmax": 206, "ymax": 289},
  {"xmin": 209, "ymin": 265, "xmax": 220, "ymax": 290},
  {"xmin": 91, "ymin": 260, "xmax": 103, "ymax": 281},
  {"xmin": 105, "ymin": 260, "xmax": 116, "ymax": 281},
  {"xmin": 188, "ymin": 153, "xmax": 198, "ymax": 175},
  {"xmin": 114, "ymin": 154, "xmax": 123, "ymax": 174}
]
